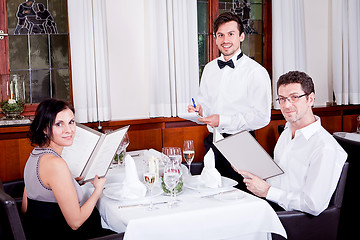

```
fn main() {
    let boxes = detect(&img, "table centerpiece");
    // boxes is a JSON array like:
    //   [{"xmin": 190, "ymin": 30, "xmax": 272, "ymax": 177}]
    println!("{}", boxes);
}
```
[{"xmin": 0, "ymin": 99, "xmax": 25, "ymax": 120}]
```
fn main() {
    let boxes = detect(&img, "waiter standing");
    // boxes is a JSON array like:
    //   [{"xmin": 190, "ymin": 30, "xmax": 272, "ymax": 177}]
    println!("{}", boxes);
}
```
[{"xmin": 188, "ymin": 12, "xmax": 271, "ymax": 189}]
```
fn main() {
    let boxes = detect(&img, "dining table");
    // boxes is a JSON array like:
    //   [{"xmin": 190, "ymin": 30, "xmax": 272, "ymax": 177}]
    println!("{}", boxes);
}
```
[
  {"xmin": 333, "ymin": 131, "xmax": 360, "ymax": 142},
  {"xmin": 83, "ymin": 150, "xmax": 287, "ymax": 240}
]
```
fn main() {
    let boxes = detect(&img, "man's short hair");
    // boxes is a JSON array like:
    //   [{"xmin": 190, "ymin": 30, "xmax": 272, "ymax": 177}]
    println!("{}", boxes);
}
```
[
  {"xmin": 213, "ymin": 12, "xmax": 244, "ymax": 36},
  {"xmin": 277, "ymin": 71, "xmax": 315, "ymax": 95}
]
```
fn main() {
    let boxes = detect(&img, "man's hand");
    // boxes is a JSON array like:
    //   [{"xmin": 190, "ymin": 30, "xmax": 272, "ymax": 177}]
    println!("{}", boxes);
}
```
[
  {"xmin": 198, "ymin": 114, "xmax": 219, "ymax": 128},
  {"xmin": 187, "ymin": 104, "xmax": 203, "ymax": 117},
  {"xmin": 237, "ymin": 170, "xmax": 270, "ymax": 198}
]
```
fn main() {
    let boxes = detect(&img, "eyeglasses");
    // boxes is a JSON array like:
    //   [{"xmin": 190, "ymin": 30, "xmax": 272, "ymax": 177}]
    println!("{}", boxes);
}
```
[{"xmin": 276, "ymin": 94, "xmax": 308, "ymax": 105}]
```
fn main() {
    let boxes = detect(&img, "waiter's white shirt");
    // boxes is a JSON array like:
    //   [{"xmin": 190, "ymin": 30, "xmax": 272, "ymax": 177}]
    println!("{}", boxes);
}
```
[
  {"xmin": 266, "ymin": 116, "xmax": 347, "ymax": 216},
  {"xmin": 197, "ymin": 50, "xmax": 271, "ymax": 134}
]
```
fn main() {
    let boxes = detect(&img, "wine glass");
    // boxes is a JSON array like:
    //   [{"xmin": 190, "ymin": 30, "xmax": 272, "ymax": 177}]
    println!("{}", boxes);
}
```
[
  {"xmin": 162, "ymin": 147, "xmax": 182, "ymax": 171},
  {"xmin": 162, "ymin": 147, "xmax": 182, "ymax": 166},
  {"xmin": 117, "ymin": 133, "xmax": 129, "ymax": 166},
  {"xmin": 183, "ymin": 140, "xmax": 195, "ymax": 175},
  {"xmin": 163, "ymin": 163, "xmax": 182, "ymax": 208},
  {"xmin": 161, "ymin": 147, "xmax": 171, "ymax": 166},
  {"xmin": 144, "ymin": 172, "xmax": 157, "ymax": 211}
]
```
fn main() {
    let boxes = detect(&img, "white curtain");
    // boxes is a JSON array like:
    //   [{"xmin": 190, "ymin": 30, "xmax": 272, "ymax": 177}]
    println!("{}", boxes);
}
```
[
  {"xmin": 272, "ymin": 0, "xmax": 306, "ymax": 108},
  {"xmin": 331, "ymin": 0, "xmax": 360, "ymax": 105},
  {"xmin": 146, "ymin": 0, "xmax": 199, "ymax": 117},
  {"xmin": 68, "ymin": 0, "xmax": 111, "ymax": 123}
]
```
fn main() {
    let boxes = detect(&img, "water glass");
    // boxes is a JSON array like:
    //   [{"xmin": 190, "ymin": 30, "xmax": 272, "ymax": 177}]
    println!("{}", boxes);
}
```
[{"xmin": 163, "ymin": 163, "xmax": 182, "ymax": 208}]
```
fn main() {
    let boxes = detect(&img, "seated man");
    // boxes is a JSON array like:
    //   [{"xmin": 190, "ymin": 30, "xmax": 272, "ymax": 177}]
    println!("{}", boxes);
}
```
[{"xmin": 236, "ymin": 71, "xmax": 347, "ymax": 216}]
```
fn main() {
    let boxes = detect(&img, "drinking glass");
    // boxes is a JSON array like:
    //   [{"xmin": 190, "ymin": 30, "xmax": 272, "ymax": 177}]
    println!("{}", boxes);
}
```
[
  {"xmin": 144, "ymin": 172, "xmax": 157, "ymax": 211},
  {"xmin": 163, "ymin": 163, "xmax": 182, "ymax": 208},
  {"xmin": 183, "ymin": 140, "xmax": 195, "ymax": 175},
  {"xmin": 117, "ymin": 133, "xmax": 129, "ymax": 166},
  {"xmin": 162, "ymin": 147, "xmax": 182, "ymax": 166}
]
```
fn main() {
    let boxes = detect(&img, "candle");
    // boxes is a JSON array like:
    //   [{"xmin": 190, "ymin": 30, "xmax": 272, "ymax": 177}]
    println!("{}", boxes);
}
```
[
  {"xmin": 23, "ymin": 80, "xmax": 25, "ymax": 101},
  {"xmin": 10, "ymin": 81, "xmax": 13, "ymax": 100},
  {"xmin": 15, "ymin": 80, "xmax": 19, "ymax": 101}
]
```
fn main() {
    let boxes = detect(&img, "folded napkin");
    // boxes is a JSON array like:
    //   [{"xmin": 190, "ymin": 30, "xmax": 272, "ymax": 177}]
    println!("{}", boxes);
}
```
[
  {"xmin": 200, "ymin": 149, "xmax": 222, "ymax": 188},
  {"xmin": 121, "ymin": 155, "xmax": 147, "ymax": 199}
]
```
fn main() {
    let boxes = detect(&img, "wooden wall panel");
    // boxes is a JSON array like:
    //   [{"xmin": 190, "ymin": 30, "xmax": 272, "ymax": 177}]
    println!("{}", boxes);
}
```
[
  {"xmin": 320, "ymin": 115, "xmax": 342, "ymax": 134},
  {"xmin": 127, "ymin": 128, "xmax": 162, "ymax": 153},
  {"xmin": 1, "ymin": 106, "xmax": 359, "ymax": 182},
  {"xmin": 342, "ymin": 115, "xmax": 358, "ymax": 133},
  {"xmin": 163, "ymin": 125, "xmax": 209, "ymax": 163},
  {"xmin": 0, "ymin": 138, "xmax": 32, "ymax": 182}
]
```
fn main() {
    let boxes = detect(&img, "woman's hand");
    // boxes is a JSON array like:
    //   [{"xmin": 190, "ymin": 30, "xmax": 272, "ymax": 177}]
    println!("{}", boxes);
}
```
[{"xmin": 91, "ymin": 175, "xmax": 106, "ymax": 191}]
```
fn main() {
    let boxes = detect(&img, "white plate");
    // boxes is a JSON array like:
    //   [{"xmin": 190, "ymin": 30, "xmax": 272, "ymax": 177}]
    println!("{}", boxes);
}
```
[
  {"xmin": 184, "ymin": 175, "xmax": 237, "ymax": 191},
  {"xmin": 103, "ymin": 183, "xmax": 163, "ymax": 201}
]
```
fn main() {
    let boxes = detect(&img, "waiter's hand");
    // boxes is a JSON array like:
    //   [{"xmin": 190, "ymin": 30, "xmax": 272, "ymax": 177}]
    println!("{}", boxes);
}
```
[
  {"xmin": 198, "ymin": 114, "xmax": 219, "ymax": 128},
  {"xmin": 237, "ymin": 170, "xmax": 270, "ymax": 198},
  {"xmin": 187, "ymin": 104, "xmax": 203, "ymax": 117}
]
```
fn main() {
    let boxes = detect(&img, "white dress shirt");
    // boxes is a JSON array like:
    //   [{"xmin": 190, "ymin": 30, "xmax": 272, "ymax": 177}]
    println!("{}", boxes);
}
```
[
  {"xmin": 266, "ymin": 116, "xmax": 347, "ymax": 216},
  {"xmin": 197, "ymin": 50, "xmax": 271, "ymax": 134}
]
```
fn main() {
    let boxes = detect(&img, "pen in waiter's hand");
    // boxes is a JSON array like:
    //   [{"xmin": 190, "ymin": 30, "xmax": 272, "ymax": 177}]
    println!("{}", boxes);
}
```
[{"xmin": 192, "ymin": 98, "xmax": 198, "ymax": 112}]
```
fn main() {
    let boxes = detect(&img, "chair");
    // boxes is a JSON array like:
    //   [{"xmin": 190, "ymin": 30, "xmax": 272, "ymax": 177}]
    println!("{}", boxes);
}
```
[
  {"xmin": 333, "ymin": 134, "xmax": 360, "ymax": 239},
  {"xmin": 0, "ymin": 179, "xmax": 26, "ymax": 240},
  {"xmin": 3, "ymin": 179, "xmax": 25, "ymax": 212},
  {"xmin": 0, "ymin": 178, "xmax": 124, "ymax": 240},
  {"xmin": 272, "ymin": 161, "xmax": 349, "ymax": 240}
]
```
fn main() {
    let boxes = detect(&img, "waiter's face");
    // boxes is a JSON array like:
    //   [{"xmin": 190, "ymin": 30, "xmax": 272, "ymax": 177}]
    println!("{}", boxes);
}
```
[{"xmin": 215, "ymin": 21, "xmax": 244, "ymax": 61}]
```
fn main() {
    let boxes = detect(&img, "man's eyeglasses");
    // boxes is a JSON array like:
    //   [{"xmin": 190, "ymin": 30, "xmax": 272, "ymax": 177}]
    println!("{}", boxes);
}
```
[{"xmin": 276, "ymin": 94, "xmax": 308, "ymax": 105}]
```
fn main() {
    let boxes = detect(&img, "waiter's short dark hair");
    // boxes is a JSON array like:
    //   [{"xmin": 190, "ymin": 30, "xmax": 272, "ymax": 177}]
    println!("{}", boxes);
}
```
[
  {"xmin": 277, "ymin": 71, "xmax": 315, "ymax": 95},
  {"xmin": 29, "ymin": 98, "xmax": 75, "ymax": 147},
  {"xmin": 213, "ymin": 12, "xmax": 244, "ymax": 36}
]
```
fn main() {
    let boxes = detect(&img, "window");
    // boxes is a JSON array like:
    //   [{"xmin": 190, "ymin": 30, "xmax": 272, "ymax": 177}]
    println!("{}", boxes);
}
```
[
  {"xmin": 6, "ymin": 0, "xmax": 70, "ymax": 104},
  {"xmin": 197, "ymin": 0, "xmax": 209, "ymax": 78}
]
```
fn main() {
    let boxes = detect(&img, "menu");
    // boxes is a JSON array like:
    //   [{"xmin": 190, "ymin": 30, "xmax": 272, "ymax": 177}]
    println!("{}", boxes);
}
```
[
  {"xmin": 62, "ymin": 123, "xmax": 129, "ymax": 184},
  {"xmin": 213, "ymin": 130, "xmax": 283, "ymax": 179}
]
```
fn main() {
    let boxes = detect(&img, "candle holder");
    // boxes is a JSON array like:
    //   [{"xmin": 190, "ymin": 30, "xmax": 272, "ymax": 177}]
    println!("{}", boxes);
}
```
[{"xmin": 0, "ymin": 99, "xmax": 25, "ymax": 120}]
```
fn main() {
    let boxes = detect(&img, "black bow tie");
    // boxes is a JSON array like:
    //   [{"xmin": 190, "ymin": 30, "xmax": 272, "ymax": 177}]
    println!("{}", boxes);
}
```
[
  {"xmin": 217, "ymin": 52, "xmax": 243, "ymax": 69},
  {"xmin": 217, "ymin": 59, "xmax": 234, "ymax": 69}
]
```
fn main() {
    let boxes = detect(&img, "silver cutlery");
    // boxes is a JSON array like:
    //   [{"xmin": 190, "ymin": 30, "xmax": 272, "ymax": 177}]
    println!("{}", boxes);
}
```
[
  {"xmin": 200, "ymin": 189, "xmax": 238, "ymax": 198},
  {"xmin": 118, "ymin": 200, "xmax": 168, "ymax": 209}
]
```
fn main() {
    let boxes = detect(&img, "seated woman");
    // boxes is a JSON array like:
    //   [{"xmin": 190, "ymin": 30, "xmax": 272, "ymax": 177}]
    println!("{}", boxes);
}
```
[{"xmin": 22, "ymin": 98, "xmax": 114, "ymax": 239}]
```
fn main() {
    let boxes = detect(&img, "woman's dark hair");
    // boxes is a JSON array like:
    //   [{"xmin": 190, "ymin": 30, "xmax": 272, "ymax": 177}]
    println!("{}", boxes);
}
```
[
  {"xmin": 213, "ymin": 12, "xmax": 244, "ymax": 36},
  {"xmin": 277, "ymin": 71, "xmax": 315, "ymax": 95},
  {"xmin": 29, "ymin": 98, "xmax": 75, "ymax": 147}
]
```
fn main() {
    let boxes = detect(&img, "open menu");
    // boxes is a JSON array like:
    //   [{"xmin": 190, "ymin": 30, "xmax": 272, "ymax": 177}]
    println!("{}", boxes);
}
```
[
  {"xmin": 61, "ymin": 123, "xmax": 129, "ymax": 184},
  {"xmin": 213, "ymin": 130, "xmax": 283, "ymax": 179}
]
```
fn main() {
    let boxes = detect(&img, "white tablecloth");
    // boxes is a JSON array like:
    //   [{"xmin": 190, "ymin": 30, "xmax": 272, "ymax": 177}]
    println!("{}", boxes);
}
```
[
  {"xmin": 333, "ymin": 132, "xmax": 360, "ymax": 142},
  {"xmin": 83, "ymin": 151, "xmax": 287, "ymax": 240}
]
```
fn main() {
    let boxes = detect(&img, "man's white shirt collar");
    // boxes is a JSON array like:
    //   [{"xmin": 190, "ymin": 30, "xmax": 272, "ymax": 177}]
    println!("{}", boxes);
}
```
[
  {"xmin": 219, "ymin": 49, "xmax": 242, "ymax": 62},
  {"xmin": 284, "ymin": 115, "xmax": 321, "ymax": 141}
]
